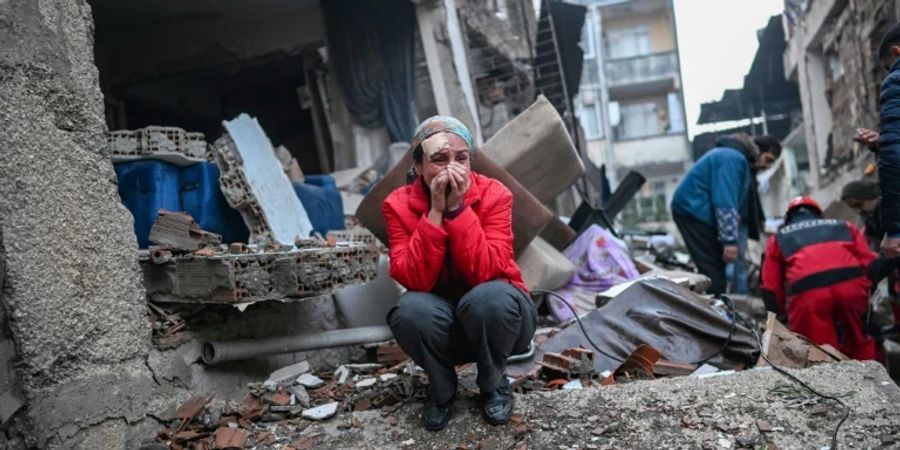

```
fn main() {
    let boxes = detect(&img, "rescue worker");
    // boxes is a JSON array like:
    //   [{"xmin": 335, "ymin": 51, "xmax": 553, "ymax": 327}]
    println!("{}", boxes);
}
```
[
  {"xmin": 761, "ymin": 196, "xmax": 878, "ymax": 360},
  {"xmin": 383, "ymin": 116, "xmax": 536, "ymax": 431}
]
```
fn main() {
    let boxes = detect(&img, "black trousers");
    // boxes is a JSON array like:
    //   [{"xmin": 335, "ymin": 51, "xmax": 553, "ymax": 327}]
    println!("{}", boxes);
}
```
[
  {"xmin": 386, "ymin": 281, "xmax": 537, "ymax": 405},
  {"xmin": 674, "ymin": 212, "xmax": 727, "ymax": 295}
]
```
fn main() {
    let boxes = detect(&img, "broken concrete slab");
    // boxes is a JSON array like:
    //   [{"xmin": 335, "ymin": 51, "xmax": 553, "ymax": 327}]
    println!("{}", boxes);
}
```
[
  {"xmin": 266, "ymin": 361, "xmax": 311, "ymax": 385},
  {"xmin": 108, "ymin": 126, "xmax": 207, "ymax": 166},
  {"xmin": 302, "ymin": 402, "xmax": 340, "ymax": 421},
  {"xmin": 296, "ymin": 373, "xmax": 325, "ymax": 389},
  {"xmin": 140, "ymin": 243, "xmax": 379, "ymax": 304},
  {"xmin": 214, "ymin": 114, "xmax": 314, "ymax": 245},
  {"xmin": 480, "ymin": 95, "xmax": 584, "ymax": 204},
  {"xmin": 355, "ymin": 377, "xmax": 377, "ymax": 391},
  {"xmin": 149, "ymin": 210, "xmax": 222, "ymax": 252}
]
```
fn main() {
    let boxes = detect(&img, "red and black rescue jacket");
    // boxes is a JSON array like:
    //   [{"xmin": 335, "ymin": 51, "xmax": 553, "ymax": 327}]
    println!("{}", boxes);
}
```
[{"xmin": 761, "ymin": 218, "xmax": 876, "ymax": 315}]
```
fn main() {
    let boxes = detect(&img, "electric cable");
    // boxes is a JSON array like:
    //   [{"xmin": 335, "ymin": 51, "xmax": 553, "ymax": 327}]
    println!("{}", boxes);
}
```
[
  {"xmin": 690, "ymin": 294, "xmax": 737, "ymax": 366},
  {"xmin": 530, "ymin": 289, "xmax": 624, "ymax": 363}
]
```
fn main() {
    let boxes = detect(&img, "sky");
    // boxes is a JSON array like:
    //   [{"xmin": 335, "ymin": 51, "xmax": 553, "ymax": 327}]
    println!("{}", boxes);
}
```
[{"xmin": 673, "ymin": 0, "xmax": 786, "ymax": 139}]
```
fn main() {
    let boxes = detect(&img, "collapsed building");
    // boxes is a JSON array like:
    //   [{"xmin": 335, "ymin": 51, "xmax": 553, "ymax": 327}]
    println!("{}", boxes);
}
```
[
  {"xmin": 3, "ymin": 1, "xmax": 900, "ymax": 449},
  {"xmin": 0, "ymin": 0, "xmax": 595, "ymax": 448}
]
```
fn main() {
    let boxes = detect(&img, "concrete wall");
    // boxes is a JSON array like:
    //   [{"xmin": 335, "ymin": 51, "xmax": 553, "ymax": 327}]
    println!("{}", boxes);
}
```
[
  {"xmin": 0, "ymin": 1, "xmax": 180, "ymax": 447},
  {"xmin": 782, "ymin": 0, "xmax": 892, "ymax": 204}
]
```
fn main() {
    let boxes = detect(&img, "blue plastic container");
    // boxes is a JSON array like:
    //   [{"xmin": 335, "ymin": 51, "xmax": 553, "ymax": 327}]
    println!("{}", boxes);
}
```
[
  {"xmin": 179, "ymin": 162, "xmax": 249, "ymax": 244},
  {"xmin": 292, "ymin": 180, "xmax": 344, "ymax": 236},
  {"xmin": 114, "ymin": 160, "xmax": 182, "ymax": 248},
  {"xmin": 303, "ymin": 174, "xmax": 338, "ymax": 190}
]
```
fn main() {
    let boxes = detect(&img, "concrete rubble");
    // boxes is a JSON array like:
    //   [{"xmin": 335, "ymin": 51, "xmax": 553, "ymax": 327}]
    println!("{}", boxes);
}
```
[
  {"xmin": 140, "ymin": 211, "xmax": 379, "ymax": 304},
  {"xmin": 145, "ymin": 356, "xmax": 900, "ymax": 450},
  {"xmin": 108, "ymin": 126, "xmax": 209, "ymax": 166}
]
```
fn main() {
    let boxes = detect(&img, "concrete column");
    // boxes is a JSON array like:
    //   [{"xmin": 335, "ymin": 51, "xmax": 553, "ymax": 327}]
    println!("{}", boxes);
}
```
[
  {"xmin": 0, "ymin": 1, "xmax": 174, "ymax": 447},
  {"xmin": 415, "ymin": 0, "xmax": 483, "ymax": 144},
  {"xmin": 796, "ymin": 51, "xmax": 832, "ymax": 188}
]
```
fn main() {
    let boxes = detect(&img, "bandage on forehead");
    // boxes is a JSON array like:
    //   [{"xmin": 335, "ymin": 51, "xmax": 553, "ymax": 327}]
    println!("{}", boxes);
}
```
[{"xmin": 421, "ymin": 132, "xmax": 452, "ymax": 157}]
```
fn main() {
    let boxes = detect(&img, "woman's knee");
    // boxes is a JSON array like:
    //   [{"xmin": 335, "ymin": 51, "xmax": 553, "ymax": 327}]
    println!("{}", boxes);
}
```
[
  {"xmin": 457, "ymin": 282, "xmax": 521, "ymax": 321},
  {"xmin": 387, "ymin": 292, "xmax": 454, "ymax": 333}
]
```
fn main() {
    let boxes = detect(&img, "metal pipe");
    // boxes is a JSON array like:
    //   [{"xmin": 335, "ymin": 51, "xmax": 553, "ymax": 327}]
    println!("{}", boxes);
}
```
[{"xmin": 202, "ymin": 326, "xmax": 394, "ymax": 365}]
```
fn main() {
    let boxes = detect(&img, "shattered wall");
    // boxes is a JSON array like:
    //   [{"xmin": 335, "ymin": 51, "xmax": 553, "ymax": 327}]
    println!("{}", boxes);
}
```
[
  {"xmin": 820, "ymin": 0, "xmax": 892, "ymax": 169},
  {"xmin": 0, "ymin": 1, "xmax": 178, "ymax": 447},
  {"xmin": 788, "ymin": 0, "xmax": 898, "ymax": 200}
]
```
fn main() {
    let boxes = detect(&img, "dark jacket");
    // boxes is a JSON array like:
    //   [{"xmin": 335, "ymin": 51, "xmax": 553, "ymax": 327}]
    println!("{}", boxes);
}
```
[{"xmin": 878, "ymin": 58, "xmax": 900, "ymax": 237}]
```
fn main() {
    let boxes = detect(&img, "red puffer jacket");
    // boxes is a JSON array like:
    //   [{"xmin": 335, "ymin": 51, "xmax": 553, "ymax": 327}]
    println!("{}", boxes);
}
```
[{"xmin": 382, "ymin": 172, "xmax": 528, "ymax": 296}]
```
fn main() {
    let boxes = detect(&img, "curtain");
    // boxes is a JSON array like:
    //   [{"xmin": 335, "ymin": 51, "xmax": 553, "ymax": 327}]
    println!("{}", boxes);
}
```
[{"xmin": 323, "ymin": 0, "xmax": 416, "ymax": 142}]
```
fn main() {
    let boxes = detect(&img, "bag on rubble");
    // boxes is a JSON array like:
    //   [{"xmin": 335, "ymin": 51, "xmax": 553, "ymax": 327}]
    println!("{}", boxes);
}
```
[{"xmin": 551, "ymin": 225, "xmax": 640, "ymax": 321}]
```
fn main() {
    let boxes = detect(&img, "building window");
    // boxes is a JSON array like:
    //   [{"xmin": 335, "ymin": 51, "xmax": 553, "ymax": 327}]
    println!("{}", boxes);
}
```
[
  {"xmin": 666, "ymin": 93, "xmax": 685, "ymax": 133},
  {"xmin": 606, "ymin": 26, "xmax": 651, "ymax": 59},
  {"xmin": 616, "ymin": 101, "xmax": 659, "ymax": 139},
  {"xmin": 578, "ymin": 101, "xmax": 602, "ymax": 140}
]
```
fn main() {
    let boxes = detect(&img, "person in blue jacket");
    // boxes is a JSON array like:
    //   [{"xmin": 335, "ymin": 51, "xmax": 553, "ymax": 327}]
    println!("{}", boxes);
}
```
[
  {"xmin": 671, "ymin": 133, "xmax": 779, "ymax": 294},
  {"xmin": 877, "ymin": 23, "xmax": 900, "ymax": 258}
]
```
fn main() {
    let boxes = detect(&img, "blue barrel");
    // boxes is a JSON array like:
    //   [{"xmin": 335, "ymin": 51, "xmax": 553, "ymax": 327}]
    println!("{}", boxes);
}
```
[
  {"xmin": 114, "ymin": 160, "xmax": 182, "ymax": 248},
  {"xmin": 179, "ymin": 162, "xmax": 249, "ymax": 244}
]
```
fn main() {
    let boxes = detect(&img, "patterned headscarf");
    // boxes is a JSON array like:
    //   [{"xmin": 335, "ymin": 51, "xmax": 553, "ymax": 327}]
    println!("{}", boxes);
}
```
[{"xmin": 410, "ymin": 116, "xmax": 475, "ymax": 156}]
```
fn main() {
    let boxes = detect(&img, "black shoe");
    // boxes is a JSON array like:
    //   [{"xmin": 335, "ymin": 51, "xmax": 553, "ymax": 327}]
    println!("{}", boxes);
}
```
[
  {"xmin": 423, "ymin": 399, "xmax": 453, "ymax": 431},
  {"xmin": 482, "ymin": 381, "xmax": 513, "ymax": 425}
]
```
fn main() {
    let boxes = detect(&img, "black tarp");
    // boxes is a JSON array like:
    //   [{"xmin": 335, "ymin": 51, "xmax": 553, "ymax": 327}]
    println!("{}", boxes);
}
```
[
  {"xmin": 323, "ymin": 0, "xmax": 416, "ymax": 142},
  {"xmin": 508, "ymin": 278, "xmax": 759, "ymax": 376}
]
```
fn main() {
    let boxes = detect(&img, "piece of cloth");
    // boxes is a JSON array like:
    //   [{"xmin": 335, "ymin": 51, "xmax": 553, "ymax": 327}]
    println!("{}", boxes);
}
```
[
  {"xmin": 383, "ymin": 171, "xmax": 527, "ymax": 297},
  {"xmin": 551, "ymin": 225, "xmax": 639, "ymax": 321},
  {"xmin": 387, "ymin": 281, "xmax": 537, "ymax": 404},
  {"xmin": 410, "ymin": 116, "xmax": 475, "ymax": 155},
  {"xmin": 879, "ymin": 58, "xmax": 900, "ymax": 237},
  {"xmin": 322, "ymin": 0, "xmax": 416, "ymax": 141},
  {"xmin": 787, "ymin": 277, "xmax": 876, "ymax": 360},
  {"xmin": 671, "ymin": 146, "xmax": 752, "ymax": 245},
  {"xmin": 674, "ymin": 212, "xmax": 727, "ymax": 295}
]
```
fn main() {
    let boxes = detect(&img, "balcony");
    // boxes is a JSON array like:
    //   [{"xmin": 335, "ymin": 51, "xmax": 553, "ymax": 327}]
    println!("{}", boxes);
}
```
[{"xmin": 605, "ymin": 51, "xmax": 679, "ymax": 98}]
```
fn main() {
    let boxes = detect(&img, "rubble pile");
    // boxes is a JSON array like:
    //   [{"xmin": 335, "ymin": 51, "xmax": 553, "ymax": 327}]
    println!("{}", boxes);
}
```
[{"xmin": 153, "ymin": 358, "xmax": 428, "ymax": 450}]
